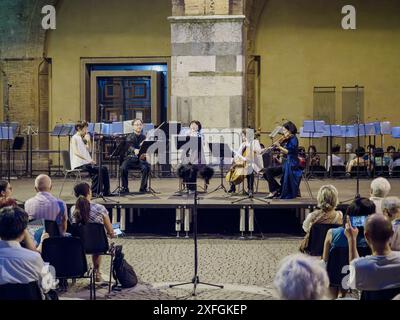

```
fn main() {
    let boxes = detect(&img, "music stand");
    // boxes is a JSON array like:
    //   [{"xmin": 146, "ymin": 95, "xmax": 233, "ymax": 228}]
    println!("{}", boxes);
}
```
[
  {"xmin": 323, "ymin": 124, "xmax": 342, "ymax": 177},
  {"xmin": 169, "ymin": 183, "xmax": 223, "ymax": 296},
  {"xmin": 110, "ymin": 138, "xmax": 128, "ymax": 200},
  {"xmin": 50, "ymin": 124, "xmax": 65, "ymax": 176},
  {"xmin": 92, "ymin": 116, "xmax": 114, "ymax": 202},
  {"xmin": 207, "ymin": 142, "xmax": 233, "ymax": 194},
  {"xmin": 392, "ymin": 127, "xmax": 400, "ymax": 139},
  {"xmin": 0, "ymin": 126, "xmax": 15, "ymax": 181},
  {"xmin": 138, "ymin": 140, "xmax": 159, "ymax": 196},
  {"xmin": 300, "ymin": 127, "xmax": 324, "ymax": 178}
]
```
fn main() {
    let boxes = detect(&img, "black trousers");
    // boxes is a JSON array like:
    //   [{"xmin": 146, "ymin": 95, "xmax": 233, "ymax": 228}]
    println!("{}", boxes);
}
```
[
  {"xmin": 263, "ymin": 166, "xmax": 283, "ymax": 194},
  {"xmin": 78, "ymin": 164, "xmax": 110, "ymax": 195},
  {"xmin": 179, "ymin": 164, "xmax": 214, "ymax": 191},
  {"xmin": 229, "ymin": 173, "xmax": 254, "ymax": 192},
  {"xmin": 120, "ymin": 157, "xmax": 150, "ymax": 191}
]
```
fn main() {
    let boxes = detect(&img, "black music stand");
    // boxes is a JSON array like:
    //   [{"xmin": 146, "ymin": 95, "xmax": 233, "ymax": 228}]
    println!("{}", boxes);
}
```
[
  {"xmin": 157, "ymin": 122, "xmax": 182, "ymax": 177},
  {"xmin": 93, "ymin": 110, "xmax": 114, "ymax": 202},
  {"xmin": 50, "ymin": 124, "xmax": 65, "ymax": 176},
  {"xmin": 207, "ymin": 142, "xmax": 233, "ymax": 194},
  {"xmin": 0, "ymin": 126, "xmax": 14, "ymax": 181},
  {"xmin": 110, "ymin": 139, "xmax": 128, "ymax": 200},
  {"xmin": 138, "ymin": 140, "xmax": 159, "ymax": 196},
  {"xmin": 169, "ymin": 183, "xmax": 223, "ymax": 296}
]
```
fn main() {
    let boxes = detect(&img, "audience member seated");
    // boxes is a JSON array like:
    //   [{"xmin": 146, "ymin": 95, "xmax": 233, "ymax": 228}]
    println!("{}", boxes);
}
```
[
  {"xmin": 345, "ymin": 214, "xmax": 400, "ymax": 292},
  {"xmin": 0, "ymin": 206, "xmax": 51, "ymax": 293},
  {"xmin": 369, "ymin": 177, "xmax": 391, "ymax": 214},
  {"xmin": 70, "ymin": 182, "xmax": 115, "ymax": 282},
  {"xmin": 345, "ymin": 143, "xmax": 356, "ymax": 163},
  {"xmin": 364, "ymin": 144, "xmax": 375, "ymax": 162},
  {"xmin": 322, "ymin": 197, "xmax": 376, "ymax": 298},
  {"xmin": 385, "ymin": 146, "xmax": 396, "ymax": 167},
  {"xmin": 0, "ymin": 180, "xmax": 17, "ymax": 208},
  {"xmin": 382, "ymin": 197, "xmax": 400, "ymax": 251},
  {"xmin": 307, "ymin": 145, "xmax": 320, "ymax": 167},
  {"xmin": 373, "ymin": 148, "xmax": 388, "ymax": 167},
  {"xmin": 274, "ymin": 253, "xmax": 329, "ymax": 300},
  {"xmin": 346, "ymin": 146, "xmax": 369, "ymax": 173},
  {"xmin": 325, "ymin": 144, "xmax": 344, "ymax": 172},
  {"xmin": 25, "ymin": 175, "xmax": 68, "ymax": 236},
  {"xmin": 389, "ymin": 152, "xmax": 400, "ymax": 175},
  {"xmin": 300, "ymin": 185, "xmax": 343, "ymax": 252}
]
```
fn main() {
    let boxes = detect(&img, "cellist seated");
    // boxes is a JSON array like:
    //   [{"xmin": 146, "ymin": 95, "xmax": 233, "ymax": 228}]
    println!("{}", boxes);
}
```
[{"xmin": 226, "ymin": 129, "xmax": 264, "ymax": 197}]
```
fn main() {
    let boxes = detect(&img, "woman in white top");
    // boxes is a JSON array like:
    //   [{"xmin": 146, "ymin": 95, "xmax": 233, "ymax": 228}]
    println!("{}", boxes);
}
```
[
  {"xmin": 325, "ymin": 144, "xmax": 344, "ymax": 172},
  {"xmin": 346, "ymin": 146, "xmax": 370, "ymax": 173},
  {"xmin": 71, "ymin": 182, "xmax": 114, "ymax": 282},
  {"xmin": 70, "ymin": 121, "xmax": 111, "ymax": 196}
]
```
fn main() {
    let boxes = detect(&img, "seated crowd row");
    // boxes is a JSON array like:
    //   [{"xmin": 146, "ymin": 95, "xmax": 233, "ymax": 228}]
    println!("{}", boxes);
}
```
[
  {"xmin": 305, "ymin": 144, "xmax": 400, "ymax": 175},
  {"xmin": 0, "ymin": 174, "xmax": 115, "ymax": 297},
  {"xmin": 275, "ymin": 177, "xmax": 400, "ymax": 300}
]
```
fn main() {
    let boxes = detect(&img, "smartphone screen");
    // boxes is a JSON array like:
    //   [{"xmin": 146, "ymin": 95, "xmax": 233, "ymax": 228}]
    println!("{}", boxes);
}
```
[{"xmin": 350, "ymin": 216, "xmax": 367, "ymax": 228}]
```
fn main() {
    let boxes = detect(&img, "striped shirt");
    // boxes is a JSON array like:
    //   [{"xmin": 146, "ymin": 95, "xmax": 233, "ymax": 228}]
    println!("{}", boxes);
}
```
[
  {"xmin": 70, "ymin": 202, "xmax": 109, "ymax": 225},
  {"xmin": 25, "ymin": 192, "xmax": 67, "ymax": 225}
]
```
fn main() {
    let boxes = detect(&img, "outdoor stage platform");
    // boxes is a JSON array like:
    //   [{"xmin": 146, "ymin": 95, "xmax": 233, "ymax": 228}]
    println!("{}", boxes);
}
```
[{"xmin": 9, "ymin": 176, "xmax": 400, "ymax": 235}]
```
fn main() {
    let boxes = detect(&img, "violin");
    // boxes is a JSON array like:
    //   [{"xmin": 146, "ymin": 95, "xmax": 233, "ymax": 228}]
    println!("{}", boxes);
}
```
[{"xmin": 261, "ymin": 133, "xmax": 293, "ymax": 155}]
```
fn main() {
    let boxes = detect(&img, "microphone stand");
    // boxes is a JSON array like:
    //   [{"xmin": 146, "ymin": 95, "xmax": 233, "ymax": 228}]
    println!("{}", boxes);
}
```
[
  {"xmin": 4, "ymin": 83, "xmax": 12, "ymax": 182},
  {"xmin": 355, "ymin": 85, "xmax": 361, "ymax": 199},
  {"xmin": 341, "ymin": 85, "xmax": 362, "ymax": 204},
  {"xmin": 169, "ymin": 182, "xmax": 223, "ymax": 296}
]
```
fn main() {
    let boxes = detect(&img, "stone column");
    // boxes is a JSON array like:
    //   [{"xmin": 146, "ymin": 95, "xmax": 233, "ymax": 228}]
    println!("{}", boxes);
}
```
[{"xmin": 169, "ymin": 14, "xmax": 246, "ymax": 128}]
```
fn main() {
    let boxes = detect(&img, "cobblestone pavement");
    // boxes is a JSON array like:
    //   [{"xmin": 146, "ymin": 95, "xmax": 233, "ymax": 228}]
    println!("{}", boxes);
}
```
[{"xmin": 60, "ymin": 236, "xmax": 303, "ymax": 300}]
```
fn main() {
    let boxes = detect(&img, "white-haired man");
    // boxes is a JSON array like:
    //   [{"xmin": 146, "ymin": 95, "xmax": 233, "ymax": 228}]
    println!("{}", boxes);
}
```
[
  {"xmin": 382, "ymin": 196, "xmax": 400, "ymax": 251},
  {"xmin": 370, "ymin": 177, "xmax": 391, "ymax": 214},
  {"xmin": 24, "ymin": 174, "xmax": 67, "ymax": 235}
]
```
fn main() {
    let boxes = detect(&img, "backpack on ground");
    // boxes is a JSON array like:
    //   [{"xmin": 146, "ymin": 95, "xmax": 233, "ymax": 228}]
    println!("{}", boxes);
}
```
[{"xmin": 112, "ymin": 245, "xmax": 138, "ymax": 288}]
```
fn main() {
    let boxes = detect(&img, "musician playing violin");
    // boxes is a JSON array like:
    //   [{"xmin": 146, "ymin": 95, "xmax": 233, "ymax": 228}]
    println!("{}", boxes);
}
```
[
  {"xmin": 226, "ymin": 128, "xmax": 263, "ymax": 197},
  {"xmin": 120, "ymin": 119, "xmax": 151, "ymax": 193},
  {"xmin": 264, "ymin": 121, "xmax": 302, "ymax": 199}
]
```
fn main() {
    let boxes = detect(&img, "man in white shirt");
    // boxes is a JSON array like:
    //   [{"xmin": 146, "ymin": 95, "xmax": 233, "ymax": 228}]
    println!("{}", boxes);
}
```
[
  {"xmin": 0, "ymin": 206, "xmax": 52, "ymax": 293},
  {"xmin": 70, "ymin": 121, "xmax": 111, "ymax": 196},
  {"xmin": 345, "ymin": 213, "xmax": 400, "ymax": 291},
  {"xmin": 325, "ymin": 144, "xmax": 344, "ymax": 172}
]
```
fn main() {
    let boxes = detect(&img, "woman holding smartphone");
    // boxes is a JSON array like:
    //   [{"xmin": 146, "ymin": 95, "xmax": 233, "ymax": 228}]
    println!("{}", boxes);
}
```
[{"xmin": 321, "ymin": 197, "xmax": 376, "ymax": 298}]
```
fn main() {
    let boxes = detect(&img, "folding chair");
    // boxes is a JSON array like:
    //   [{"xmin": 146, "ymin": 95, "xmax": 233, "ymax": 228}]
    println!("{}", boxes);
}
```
[
  {"xmin": 41, "ymin": 237, "xmax": 96, "ymax": 300},
  {"xmin": 72, "ymin": 223, "xmax": 114, "ymax": 293}
]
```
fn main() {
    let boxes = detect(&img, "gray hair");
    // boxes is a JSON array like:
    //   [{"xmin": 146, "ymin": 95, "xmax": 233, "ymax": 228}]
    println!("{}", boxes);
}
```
[
  {"xmin": 274, "ymin": 254, "xmax": 329, "ymax": 300},
  {"xmin": 370, "ymin": 177, "xmax": 391, "ymax": 198},
  {"xmin": 382, "ymin": 196, "xmax": 400, "ymax": 218},
  {"xmin": 34, "ymin": 174, "xmax": 52, "ymax": 192},
  {"xmin": 317, "ymin": 185, "xmax": 339, "ymax": 212}
]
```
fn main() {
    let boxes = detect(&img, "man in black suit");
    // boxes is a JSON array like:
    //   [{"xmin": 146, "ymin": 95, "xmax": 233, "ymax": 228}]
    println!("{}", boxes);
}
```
[{"xmin": 120, "ymin": 119, "xmax": 150, "ymax": 193}]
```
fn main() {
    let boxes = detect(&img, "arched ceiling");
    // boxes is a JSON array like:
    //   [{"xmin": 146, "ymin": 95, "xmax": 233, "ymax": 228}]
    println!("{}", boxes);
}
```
[{"xmin": 0, "ymin": 0, "xmax": 58, "ymax": 59}]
